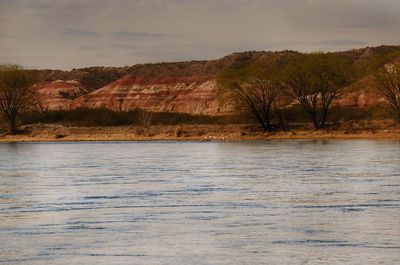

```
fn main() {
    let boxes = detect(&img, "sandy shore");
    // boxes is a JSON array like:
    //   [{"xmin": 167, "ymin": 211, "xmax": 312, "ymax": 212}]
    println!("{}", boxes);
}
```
[{"xmin": 1, "ymin": 122, "xmax": 400, "ymax": 142}]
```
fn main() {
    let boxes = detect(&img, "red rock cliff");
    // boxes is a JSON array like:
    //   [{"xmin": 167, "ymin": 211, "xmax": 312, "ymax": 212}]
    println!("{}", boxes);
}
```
[{"xmin": 33, "ymin": 46, "xmax": 400, "ymax": 115}]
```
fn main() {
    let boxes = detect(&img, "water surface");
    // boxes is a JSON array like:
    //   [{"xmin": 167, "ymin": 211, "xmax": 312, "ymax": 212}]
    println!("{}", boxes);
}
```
[{"xmin": 0, "ymin": 141, "xmax": 400, "ymax": 264}]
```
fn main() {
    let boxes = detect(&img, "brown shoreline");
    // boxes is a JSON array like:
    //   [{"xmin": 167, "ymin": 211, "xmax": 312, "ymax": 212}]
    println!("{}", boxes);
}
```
[{"xmin": 1, "ymin": 123, "xmax": 400, "ymax": 142}]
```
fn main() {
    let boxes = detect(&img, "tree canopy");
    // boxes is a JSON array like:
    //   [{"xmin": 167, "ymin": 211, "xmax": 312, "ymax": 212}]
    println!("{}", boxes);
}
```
[
  {"xmin": 375, "ymin": 63, "xmax": 400, "ymax": 121},
  {"xmin": 0, "ymin": 65, "xmax": 37, "ymax": 134},
  {"xmin": 218, "ymin": 62, "xmax": 290, "ymax": 131},
  {"xmin": 284, "ymin": 52, "xmax": 353, "ymax": 129}
]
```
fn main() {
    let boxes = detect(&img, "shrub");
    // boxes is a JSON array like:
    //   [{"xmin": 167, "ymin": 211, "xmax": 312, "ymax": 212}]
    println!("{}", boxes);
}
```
[{"xmin": 21, "ymin": 108, "xmax": 236, "ymax": 126}]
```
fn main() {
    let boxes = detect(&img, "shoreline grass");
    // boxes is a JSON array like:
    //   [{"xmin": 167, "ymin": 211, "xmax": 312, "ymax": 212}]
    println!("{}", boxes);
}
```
[{"xmin": 1, "ymin": 122, "xmax": 400, "ymax": 143}]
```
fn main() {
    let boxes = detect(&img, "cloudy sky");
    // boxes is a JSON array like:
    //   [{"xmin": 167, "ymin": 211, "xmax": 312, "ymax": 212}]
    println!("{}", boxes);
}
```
[{"xmin": 1, "ymin": 0, "xmax": 400, "ymax": 70}]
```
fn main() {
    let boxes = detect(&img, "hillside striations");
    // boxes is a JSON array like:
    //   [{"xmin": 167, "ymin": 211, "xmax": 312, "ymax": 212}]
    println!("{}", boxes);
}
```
[
  {"xmin": 70, "ymin": 76, "xmax": 221, "ymax": 115},
  {"xmin": 32, "ymin": 46, "xmax": 400, "ymax": 115}
]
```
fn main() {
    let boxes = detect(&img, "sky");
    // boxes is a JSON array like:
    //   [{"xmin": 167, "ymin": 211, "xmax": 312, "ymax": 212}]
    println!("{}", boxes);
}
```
[{"xmin": 1, "ymin": 0, "xmax": 400, "ymax": 70}]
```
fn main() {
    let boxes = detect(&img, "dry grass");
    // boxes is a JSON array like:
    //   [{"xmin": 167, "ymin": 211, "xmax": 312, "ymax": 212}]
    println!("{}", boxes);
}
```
[{"xmin": 1, "ymin": 121, "xmax": 400, "ymax": 142}]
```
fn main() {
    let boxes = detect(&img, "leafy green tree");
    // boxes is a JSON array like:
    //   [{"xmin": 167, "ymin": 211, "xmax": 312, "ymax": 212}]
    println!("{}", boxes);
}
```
[
  {"xmin": 375, "ymin": 63, "xmax": 400, "ymax": 121},
  {"xmin": 0, "ymin": 65, "xmax": 37, "ymax": 134},
  {"xmin": 284, "ymin": 53, "xmax": 352, "ymax": 129}
]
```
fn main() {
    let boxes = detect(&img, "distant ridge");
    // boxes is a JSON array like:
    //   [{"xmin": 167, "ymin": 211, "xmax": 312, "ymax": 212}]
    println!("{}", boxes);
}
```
[{"xmin": 32, "ymin": 45, "xmax": 400, "ymax": 114}]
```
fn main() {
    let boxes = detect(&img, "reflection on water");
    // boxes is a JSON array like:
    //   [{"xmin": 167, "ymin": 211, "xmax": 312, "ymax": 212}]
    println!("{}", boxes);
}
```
[{"xmin": 0, "ymin": 141, "xmax": 400, "ymax": 264}]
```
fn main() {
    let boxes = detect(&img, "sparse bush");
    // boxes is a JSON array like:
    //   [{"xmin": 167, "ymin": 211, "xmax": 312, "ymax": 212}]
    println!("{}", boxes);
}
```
[
  {"xmin": 22, "ymin": 108, "xmax": 140, "ymax": 126},
  {"xmin": 21, "ymin": 108, "xmax": 235, "ymax": 127},
  {"xmin": 20, "ymin": 105, "xmax": 395, "ymax": 130}
]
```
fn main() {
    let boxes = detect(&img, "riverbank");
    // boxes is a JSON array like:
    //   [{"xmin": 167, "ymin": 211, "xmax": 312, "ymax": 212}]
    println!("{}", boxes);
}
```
[{"xmin": 1, "ymin": 120, "xmax": 400, "ymax": 142}]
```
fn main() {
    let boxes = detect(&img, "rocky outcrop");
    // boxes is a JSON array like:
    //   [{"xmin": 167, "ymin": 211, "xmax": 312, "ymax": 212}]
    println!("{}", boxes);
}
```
[
  {"xmin": 336, "ymin": 76, "xmax": 386, "ymax": 107},
  {"xmin": 35, "ymin": 80, "xmax": 87, "ymax": 110},
  {"xmin": 70, "ymin": 76, "xmax": 224, "ymax": 115},
  {"xmin": 35, "ymin": 71, "xmax": 386, "ymax": 115}
]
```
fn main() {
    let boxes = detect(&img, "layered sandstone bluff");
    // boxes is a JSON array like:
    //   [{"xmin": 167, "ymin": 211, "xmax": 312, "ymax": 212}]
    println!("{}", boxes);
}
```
[
  {"xmin": 33, "ymin": 46, "xmax": 400, "ymax": 115},
  {"xmin": 70, "ymin": 77, "xmax": 221, "ymax": 115},
  {"xmin": 36, "ymin": 77, "xmax": 223, "ymax": 114},
  {"xmin": 35, "ymin": 80, "xmax": 88, "ymax": 110},
  {"xmin": 33, "ymin": 57, "xmax": 233, "ymax": 114}
]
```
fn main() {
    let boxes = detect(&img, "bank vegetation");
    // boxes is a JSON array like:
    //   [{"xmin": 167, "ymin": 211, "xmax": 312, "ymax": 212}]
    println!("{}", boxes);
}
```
[{"xmin": 1, "ymin": 49, "xmax": 400, "ymax": 136}]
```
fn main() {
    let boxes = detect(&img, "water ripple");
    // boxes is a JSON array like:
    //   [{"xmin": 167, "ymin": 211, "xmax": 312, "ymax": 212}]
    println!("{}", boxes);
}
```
[{"xmin": 1, "ymin": 141, "xmax": 400, "ymax": 265}]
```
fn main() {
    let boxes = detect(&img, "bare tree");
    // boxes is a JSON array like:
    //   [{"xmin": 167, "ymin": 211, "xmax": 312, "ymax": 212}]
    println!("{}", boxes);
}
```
[
  {"xmin": 227, "ymin": 78, "xmax": 287, "ymax": 131},
  {"xmin": 272, "ymin": 92, "xmax": 293, "ymax": 130},
  {"xmin": 285, "ymin": 53, "xmax": 352, "ymax": 129},
  {"xmin": 0, "ymin": 65, "xmax": 37, "ymax": 134},
  {"xmin": 218, "ymin": 63, "xmax": 290, "ymax": 131},
  {"xmin": 32, "ymin": 88, "xmax": 47, "ymax": 113},
  {"xmin": 375, "ymin": 63, "xmax": 400, "ymax": 121}
]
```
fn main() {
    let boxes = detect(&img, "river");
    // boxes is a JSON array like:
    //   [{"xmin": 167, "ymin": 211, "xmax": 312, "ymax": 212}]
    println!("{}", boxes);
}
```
[{"xmin": 0, "ymin": 141, "xmax": 399, "ymax": 264}]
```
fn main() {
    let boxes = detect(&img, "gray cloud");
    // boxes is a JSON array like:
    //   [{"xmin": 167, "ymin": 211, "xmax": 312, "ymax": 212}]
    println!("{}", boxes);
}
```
[
  {"xmin": 317, "ymin": 39, "xmax": 368, "ymax": 47},
  {"xmin": 111, "ymin": 31, "xmax": 166, "ymax": 39},
  {"xmin": 337, "ymin": 23, "xmax": 386, "ymax": 29},
  {"xmin": 108, "ymin": 42, "xmax": 163, "ymax": 50},
  {"xmin": 25, "ymin": 2, "xmax": 60, "ymax": 10},
  {"xmin": 62, "ymin": 28, "xmax": 102, "ymax": 37},
  {"xmin": 109, "ymin": 44, "xmax": 138, "ymax": 50},
  {"xmin": 78, "ymin": 45, "xmax": 101, "ymax": 50},
  {"xmin": 0, "ymin": 0, "xmax": 399, "ymax": 70},
  {"xmin": 96, "ymin": 54, "xmax": 108, "ymax": 58},
  {"xmin": 0, "ymin": 34, "xmax": 16, "ymax": 39}
]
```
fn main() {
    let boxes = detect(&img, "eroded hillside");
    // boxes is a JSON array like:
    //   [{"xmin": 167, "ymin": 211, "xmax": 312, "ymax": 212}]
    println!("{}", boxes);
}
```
[{"xmin": 32, "ymin": 46, "xmax": 400, "ymax": 115}]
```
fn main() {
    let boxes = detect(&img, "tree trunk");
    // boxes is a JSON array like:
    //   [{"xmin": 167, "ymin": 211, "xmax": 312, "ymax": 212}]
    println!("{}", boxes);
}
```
[
  {"xmin": 10, "ymin": 122, "xmax": 17, "ymax": 135},
  {"xmin": 251, "ymin": 110, "xmax": 270, "ymax": 132},
  {"xmin": 260, "ymin": 122, "xmax": 269, "ymax": 132},
  {"xmin": 264, "ymin": 114, "xmax": 272, "ymax": 131},
  {"xmin": 254, "ymin": 114, "xmax": 268, "ymax": 131},
  {"xmin": 6, "ymin": 111, "xmax": 18, "ymax": 135},
  {"xmin": 277, "ymin": 111, "xmax": 286, "ymax": 131},
  {"xmin": 309, "ymin": 110, "xmax": 320, "ymax": 129},
  {"xmin": 319, "ymin": 107, "xmax": 329, "ymax": 129}
]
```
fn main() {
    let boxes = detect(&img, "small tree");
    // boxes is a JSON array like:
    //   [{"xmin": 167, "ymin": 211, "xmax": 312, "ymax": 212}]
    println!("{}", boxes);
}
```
[
  {"xmin": 0, "ymin": 65, "xmax": 36, "ymax": 134},
  {"xmin": 284, "ymin": 53, "xmax": 352, "ymax": 129},
  {"xmin": 375, "ymin": 63, "xmax": 400, "ymax": 121},
  {"xmin": 218, "ymin": 66, "xmax": 288, "ymax": 131}
]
